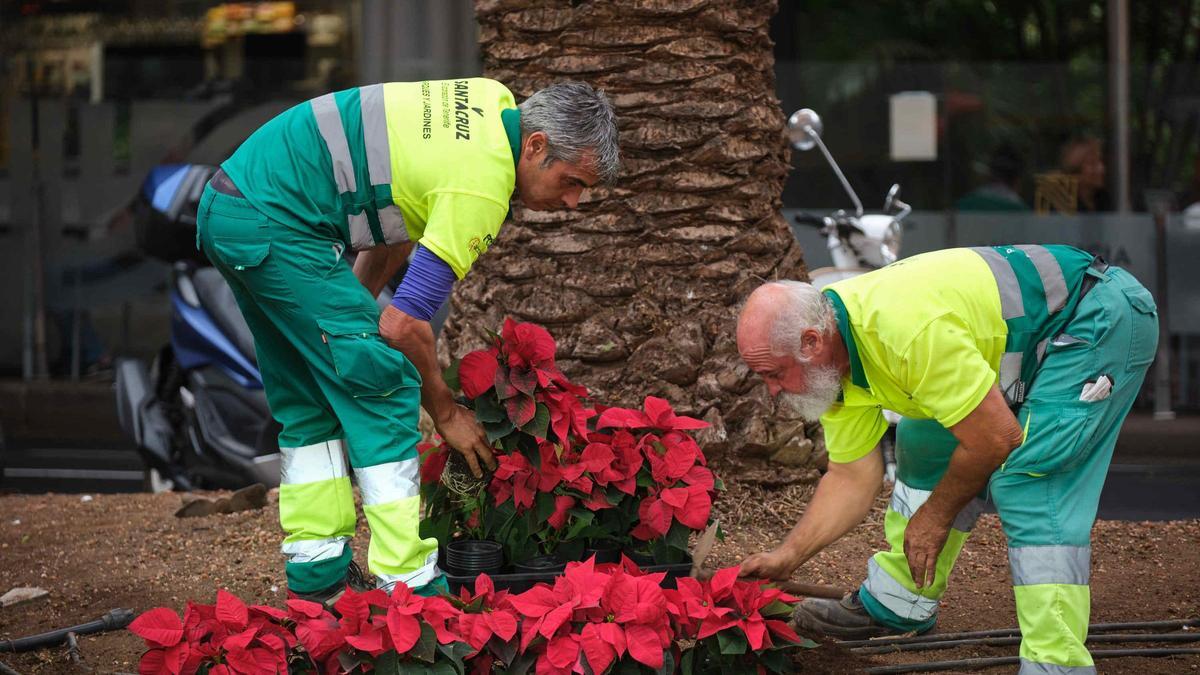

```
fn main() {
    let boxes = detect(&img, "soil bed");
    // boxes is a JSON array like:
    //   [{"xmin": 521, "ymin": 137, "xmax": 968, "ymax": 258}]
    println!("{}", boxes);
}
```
[{"xmin": 1, "ymin": 458, "xmax": 1197, "ymax": 673}]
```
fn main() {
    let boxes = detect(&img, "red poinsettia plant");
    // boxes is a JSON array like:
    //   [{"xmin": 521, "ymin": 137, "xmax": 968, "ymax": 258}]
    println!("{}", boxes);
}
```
[
  {"xmin": 425, "ymin": 318, "xmax": 723, "ymax": 567},
  {"xmin": 128, "ymin": 589, "xmax": 303, "ymax": 674},
  {"xmin": 448, "ymin": 318, "xmax": 593, "ymax": 452},
  {"xmin": 665, "ymin": 567, "xmax": 811, "ymax": 674},
  {"xmin": 132, "ymin": 564, "xmax": 813, "ymax": 675}
]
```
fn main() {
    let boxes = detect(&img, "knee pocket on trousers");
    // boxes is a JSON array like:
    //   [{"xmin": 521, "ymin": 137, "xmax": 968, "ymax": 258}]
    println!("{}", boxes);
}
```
[
  {"xmin": 1005, "ymin": 401, "xmax": 1103, "ymax": 475},
  {"xmin": 316, "ymin": 311, "xmax": 421, "ymax": 397}
]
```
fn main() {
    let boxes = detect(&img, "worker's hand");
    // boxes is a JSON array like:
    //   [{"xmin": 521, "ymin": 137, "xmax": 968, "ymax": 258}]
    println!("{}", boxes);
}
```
[
  {"xmin": 738, "ymin": 548, "xmax": 799, "ymax": 581},
  {"xmin": 435, "ymin": 404, "xmax": 496, "ymax": 479},
  {"xmin": 904, "ymin": 504, "xmax": 952, "ymax": 589}
]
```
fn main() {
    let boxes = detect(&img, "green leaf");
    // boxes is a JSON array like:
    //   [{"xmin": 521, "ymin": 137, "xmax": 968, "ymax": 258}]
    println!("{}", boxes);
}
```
[
  {"xmin": 473, "ymin": 393, "xmax": 507, "ymax": 424},
  {"xmin": 489, "ymin": 633, "xmax": 518, "ymax": 666},
  {"xmin": 657, "ymin": 648, "xmax": 676, "ymax": 675},
  {"xmin": 521, "ymin": 403, "xmax": 551, "ymax": 440},
  {"xmin": 612, "ymin": 659, "xmax": 642, "ymax": 675},
  {"xmin": 418, "ymin": 511, "xmax": 455, "ymax": 548},
  {"xmin": 410, "ymin": 623, "xmax": 438, "ymax": 664},
  {"xmin": 759, "ymin": 648, "xmax": 791, "ymax": 673},
  {"xmin": 717, "ymin": 629, "xmax": 748, "ymax": 656},
  {"xmin": 759, "ymin": 599, "xmax": 795, "ymax": 619},
  {"xmin": 797, "ymin": 637, "xmax": 819, "ymax": 649},
  {"xmin": 502, "ymin": 433, "xmax": 521, "ymax": 453},
  {"xmin": 443, "ymin": 359, "xmax": 462, "ymax": 392},
  {"xmin": 484, "ymin": 418, "xmax": 516, "ymax": 443},
  {"xmin": 374, "ymin": 650, "xmax": 401, "ymax": 675},
  {"xmin": 339, "ymin": 650, "xmax": 375, "ymax": 673},
  {"xmin": 506, "ymin": 651, "xmax": 537, "ymax": 675},
  {"xmin": 680, "ymin": 646, "xmax": 696, "ymax": 675},
  {"xmin": 562, "ymin": 510, "xmax": 595, "ymax": 541},
  {"xmin": 436, "ymin": 641, "xmax": 474, "ymax": 674},
  {"xmin": 534, "ymin": 492, "xmax": 557, "ymax": 523},
  {"xmin": 665, "ymin": 520, "xmax": 691, "ymax": 552}
]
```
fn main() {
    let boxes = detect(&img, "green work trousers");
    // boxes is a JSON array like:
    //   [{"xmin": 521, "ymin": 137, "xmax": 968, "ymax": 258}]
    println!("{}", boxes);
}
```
[
  {"xmin": 196, "ymin": 185, "xmax": 440, "ymax": 594},
  {"xmin": 859, "ymin": 265, "xmax": 1159, "ymax": 674}
]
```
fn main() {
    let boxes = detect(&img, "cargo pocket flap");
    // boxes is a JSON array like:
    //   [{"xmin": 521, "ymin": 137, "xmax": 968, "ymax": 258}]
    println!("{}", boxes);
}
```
[
  {"xmin": 1123, "ymin": 286, "xmax": 1157, "ymax": 315},
  {"xmin": 315, "ymin": 311, "xmax": 380, "ymax": 337},
  {"xmin": 212, "ymin": 237, "xmax": 270, "ymax": 269}
]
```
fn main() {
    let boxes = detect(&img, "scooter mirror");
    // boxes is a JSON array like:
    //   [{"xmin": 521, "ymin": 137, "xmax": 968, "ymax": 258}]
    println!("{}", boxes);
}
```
[
  {"xmin": 787, "ymin": 108, "xmax": 823, "ymax": 151},
  {"xmin": 885, "ymin": 184, "xmax": 901, "ymax": 211}
]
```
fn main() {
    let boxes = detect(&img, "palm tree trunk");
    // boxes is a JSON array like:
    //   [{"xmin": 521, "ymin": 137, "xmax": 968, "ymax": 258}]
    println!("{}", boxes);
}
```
[{"xmin": 444, "ymin": 0, "xmax": 815, "ymax": 463}]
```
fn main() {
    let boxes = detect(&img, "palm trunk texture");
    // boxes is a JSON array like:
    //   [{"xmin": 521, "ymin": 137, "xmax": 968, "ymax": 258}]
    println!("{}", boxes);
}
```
[{"xmin": 442, "ymin": 0, "xmax": 819, "ymax": 465}]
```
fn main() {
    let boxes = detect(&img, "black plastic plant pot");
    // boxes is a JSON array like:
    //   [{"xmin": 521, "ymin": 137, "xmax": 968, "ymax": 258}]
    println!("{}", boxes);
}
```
[
  {"xmin": 444, "ymin": 539, "xmax": 504, "ymax": 576},
  {"xmin": 581, "ymin": 545, "xmax": 621, "ymax": 564},
  {"xmin": 512, "ymin": 554, "xmax": 566, "ymax": 575},
  {"xmin": 623, "ymin": 550, "xmax": 655, "ymax": 568}
]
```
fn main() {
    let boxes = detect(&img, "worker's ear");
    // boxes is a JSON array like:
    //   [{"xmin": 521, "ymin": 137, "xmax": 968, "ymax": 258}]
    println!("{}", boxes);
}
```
[
  {"xmin": 799, "ymin": 327, "xmax": 823, "ymax": 361},
  {"xmin": 522, "ymin": 131, "xmax": 549, "ymax": 162}
]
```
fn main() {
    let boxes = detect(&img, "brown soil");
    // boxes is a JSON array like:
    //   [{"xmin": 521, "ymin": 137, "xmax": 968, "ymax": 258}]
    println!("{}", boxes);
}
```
[{"xmin": 1, "ymin": 463, "xmax": 1197, "ymax": 674}]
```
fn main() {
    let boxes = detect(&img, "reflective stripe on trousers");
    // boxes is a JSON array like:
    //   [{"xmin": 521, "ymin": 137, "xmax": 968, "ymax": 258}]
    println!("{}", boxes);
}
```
[
  {"xmin": 355, "ymin": 457, "xmax": 440, "ymax": 590},
  {"xmin": 279, "ymin": 439, "xmax": 350, "ymax": 566},
  {"xmin": 861, "ymin": 480, "xmax": 987, "ymax": 624},
  {"xmin": 1019, "ymin": 660, "xmax": 1096, "ymax": 674}
]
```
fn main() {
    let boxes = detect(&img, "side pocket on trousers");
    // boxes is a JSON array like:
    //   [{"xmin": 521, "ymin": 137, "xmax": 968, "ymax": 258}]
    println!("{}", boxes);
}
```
[
  {"xmin": 1004, "ymin": 401, "xmax": 1102, "ymax": 476},
  {"xmin": 315, "ymin": 312, "xmax": 421, "ymax": 398},
  {"xmin": 1123, "ymin": 285, "xmax": 1158, "ymax": 372},
  {"xmin": 210, "ymin": 237, "xmax": 271, "ymax": 271}
]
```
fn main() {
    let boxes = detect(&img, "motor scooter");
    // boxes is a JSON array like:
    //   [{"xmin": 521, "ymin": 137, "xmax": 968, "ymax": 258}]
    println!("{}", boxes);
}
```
[
  {"xmin": 114, "ymin": 163, "xmax": 281, "ymax": 491},
  {"xmin": 786, "ymin": 108, "xmax": 909, "ymax": 481}
]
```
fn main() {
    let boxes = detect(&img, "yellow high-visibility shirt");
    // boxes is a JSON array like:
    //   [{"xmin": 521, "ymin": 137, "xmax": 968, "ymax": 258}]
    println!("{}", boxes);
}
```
[{"xmin": 820, "ymin": 249, "xmax": 1008, "ymax": 463}]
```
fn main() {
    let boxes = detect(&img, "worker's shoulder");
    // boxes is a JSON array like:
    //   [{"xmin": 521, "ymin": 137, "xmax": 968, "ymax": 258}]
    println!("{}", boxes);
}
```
[
  {"xmin": 828, "ymin": 248, "xmax": 996, "ymax": 347},
  {"xmin": 829, "ymin": 248, "xmax": 992, "ymax": 304}
]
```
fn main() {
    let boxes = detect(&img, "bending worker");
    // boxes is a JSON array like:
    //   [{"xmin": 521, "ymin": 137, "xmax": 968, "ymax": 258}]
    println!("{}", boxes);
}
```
[
  {"xmin": 195, "ymin": 79, "xmax": 619, "ymax": 603},
  {"xmin": 736, "ymin": 245, "xmax": 1157, "ymax": 674}
]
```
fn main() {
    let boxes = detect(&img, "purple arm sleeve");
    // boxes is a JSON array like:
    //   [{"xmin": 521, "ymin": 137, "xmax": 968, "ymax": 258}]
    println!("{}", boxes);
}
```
[{"xmin": 390, "ymin": 244, "xmax": 456, "ymax": 322}]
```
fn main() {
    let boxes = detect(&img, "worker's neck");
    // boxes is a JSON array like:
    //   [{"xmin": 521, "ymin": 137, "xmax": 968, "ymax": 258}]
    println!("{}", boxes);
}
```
[{"xmin": 830, "ymin": 327, "xmax": 852, "ymax": 381}]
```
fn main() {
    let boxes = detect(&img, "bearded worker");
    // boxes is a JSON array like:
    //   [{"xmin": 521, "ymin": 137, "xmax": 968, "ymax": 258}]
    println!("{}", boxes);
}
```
[
  {"xmin": 195, "ymin": 79, "xmax": 619, "ymax": 604},
  {"xmin": 736, "ymin": 245, "xmax": 1158, "ymax": 674}
]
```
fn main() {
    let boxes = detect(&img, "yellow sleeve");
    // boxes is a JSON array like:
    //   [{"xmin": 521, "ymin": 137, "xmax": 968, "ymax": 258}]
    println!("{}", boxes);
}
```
[
  {"xmin": 417, "ymin": 191, "xmax": 509, "ymax": 279},
  {"xmin": 820, "ymin": 402, "xmax": 887, "ymax": 464},
  {"xmin": 900, "ymin": 313, "xmax": 996, "ymax": 428}
]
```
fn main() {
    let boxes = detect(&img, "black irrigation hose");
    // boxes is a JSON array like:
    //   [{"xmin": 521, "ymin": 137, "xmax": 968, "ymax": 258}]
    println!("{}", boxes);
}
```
[
  {"xmin": 0, "ymin": 661, "xmax": 19, "ymax": 675},
  {"xmin": 853, "ymin": 631, "xmax": 1200, "ymax": 655},
  {"xmin": 863, "ymin": 648, "xmax": 1200, "ymax": 674},
  {"xmin": 838, "ymin": 617, "xmax": 1200, "ymax": 648},
  {"xmin": 0, "ymin": 609, "xmax": 135, "ymax": 653}
]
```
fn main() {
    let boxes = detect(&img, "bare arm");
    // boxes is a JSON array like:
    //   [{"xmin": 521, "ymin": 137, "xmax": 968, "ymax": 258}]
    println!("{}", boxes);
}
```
[
  {"xmin": 904, "ymin": 384, "xmax": 1023, "ymax": 587},
  {"xmin": 378, "ymin": 305, "xmax": 496, "ymax": 477},
  {"xmin": 739, "ymin": 447, "xmax": 884, "ymax": 580},
  {"xmin": 354, "ymin": 242, "xmax": 415, "ymax": 297}
]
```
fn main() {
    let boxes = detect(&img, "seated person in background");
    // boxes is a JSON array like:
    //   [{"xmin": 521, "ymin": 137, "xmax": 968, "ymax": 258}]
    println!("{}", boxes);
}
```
[
  {"xmin": 1060, "ymin": 136, "xmax": 1110, "ymax": 213},
  {"xmin": 955, "ymin": 143, "xmax": 1028, "ymax": 212}
]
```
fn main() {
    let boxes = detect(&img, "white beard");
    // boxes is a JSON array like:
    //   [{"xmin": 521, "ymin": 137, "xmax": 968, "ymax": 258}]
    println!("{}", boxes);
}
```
[{"xmin": 779, "ymin": 364, "xmax": 843, "ymax": 422}]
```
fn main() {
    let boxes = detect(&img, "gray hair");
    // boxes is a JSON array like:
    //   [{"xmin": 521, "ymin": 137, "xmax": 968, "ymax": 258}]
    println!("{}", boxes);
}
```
[
  {"xmin": 518, "ymin": 81, "xmax": 620, "ymax": 185},
  {"xmin": 767, "ymin": 280, "xmax": 836, "ymax": 361}
]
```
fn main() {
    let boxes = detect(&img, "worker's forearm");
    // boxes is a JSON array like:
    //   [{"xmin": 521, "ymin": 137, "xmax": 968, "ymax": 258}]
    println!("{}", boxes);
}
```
[
  {"xmin": 778, "ymin": 454, "xmax": 883, "ymax": 568},
  {"xmin": 922, "ymin": 444, "xmax": 1005, "ymax": 525},
  {"xmin": 378, "ymin": 306, "xmax": 456, "ymax": 423},
  {"xmin": 353, "ymin": 243, "xmax": 413, "ymax": 297}
]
